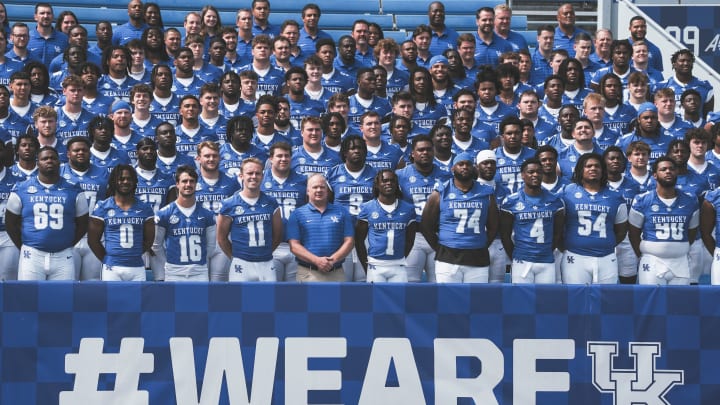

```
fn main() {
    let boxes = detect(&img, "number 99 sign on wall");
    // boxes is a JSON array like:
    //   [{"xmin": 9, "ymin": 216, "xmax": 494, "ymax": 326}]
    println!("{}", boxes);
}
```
[{"xmin": 640, "ymin": 6, "xmax": 720, "ymax": 69}]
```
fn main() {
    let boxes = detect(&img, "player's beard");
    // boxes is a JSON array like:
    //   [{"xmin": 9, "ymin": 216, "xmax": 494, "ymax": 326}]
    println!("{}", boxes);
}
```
[
  {"xmin": 657, "ymin": 176, "xmax": 677, "ymax": 189},
  {"xmin": 453, "ymin": 167, "xmax": 476, "ymax": 183}
]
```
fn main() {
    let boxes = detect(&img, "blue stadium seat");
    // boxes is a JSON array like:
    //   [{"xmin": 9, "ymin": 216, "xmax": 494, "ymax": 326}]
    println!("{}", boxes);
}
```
[
  {"xmin": 395, "ymin": 15, "xmax": 475, "ymax": 31},
  {"xmin": 6, "ymin": 4, "xmax": 46, "ymax": 19},
  {"xmin": 518, "ymin": 30, "xmax": 538, "ymax": 49},
  {"xmin": 510, "ymin": 15, "xmax": 528, "ymax": 30},
  {"xmin": 269, "ymin": 13, "xmax": 395, "ymax": 31},
  {"xmin": 381, "ymin": 0, "xmax": 497, "ymax": 15},
  {"xmin": 4, "ymin": 0, "xmax": 383, "ymax": 14},
  {"xmin": 383, "ymin": 30, "xmax": 411, "ymax": 43},
  {"xmin": 395, "ymin": 14, "xmax": 527, "ymax": 32},
  {"xmin": 159, "ymin": 0, "xmax": 380, "ymax": 14}
]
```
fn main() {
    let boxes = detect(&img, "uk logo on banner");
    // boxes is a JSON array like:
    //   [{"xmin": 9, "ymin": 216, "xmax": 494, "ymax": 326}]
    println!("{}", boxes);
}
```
[{"xmin": 587, "ymin": 341, "xmax": 684, "ymax": 404}]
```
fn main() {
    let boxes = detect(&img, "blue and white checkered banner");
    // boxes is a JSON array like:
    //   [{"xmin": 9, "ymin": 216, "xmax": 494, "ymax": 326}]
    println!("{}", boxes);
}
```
[
  {"xmin": 639, "ymin": 5, "xmax": 720, "ymax": 71},
  {"xmin": 2, "ymin": 282, "xmax": 719, "ymax": 404}
]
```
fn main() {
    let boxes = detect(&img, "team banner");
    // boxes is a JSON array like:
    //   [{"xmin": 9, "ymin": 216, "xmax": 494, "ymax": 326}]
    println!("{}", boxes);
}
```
[
  {"xmin": 1, "ymin": 282, "xmax": 719, "ymax": 404},
  {"xmin": 639, "ymin": 5, "xmax": 720, "ymax": 70}
]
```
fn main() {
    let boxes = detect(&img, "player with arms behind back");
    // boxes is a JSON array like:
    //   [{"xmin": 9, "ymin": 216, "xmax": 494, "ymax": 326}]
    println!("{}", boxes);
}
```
[
  {"xmin": 421, "ymin": 152, "xmax": 499, "ymax": 283},
  {"xmin": 216, "ymin": 157, "xmax": 283, "ymax": 282},
  {"xmin": 561, "ymin": 153, "xmax": 627, "ymax": 284},
  {"xmin": 5, "ymin": 146, "xmax": 89, "ymax": 280},
  {"xmin": 88, "ymin": 164, "xmax": 155, "ymax": 281},
  {"xmin": 154, "ymin": 165, "xmax": 216, "ymax": 281},
  {"xmin": 630, "ymin": 156, "xmax": 699, "ymax": 285},
  {"xmin": 355, "ymin": 169, "xmax": 417, "ymax": 282},
  {"xmin": 500, "ymin": 157, "xmax": 565, "ymax": 283}
]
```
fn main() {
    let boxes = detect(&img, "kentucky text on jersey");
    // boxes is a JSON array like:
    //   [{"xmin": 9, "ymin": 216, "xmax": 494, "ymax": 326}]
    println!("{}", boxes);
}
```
[
  {"xmin": 338, "ymin": 186, "xmax": 372, "ymax": 194},
  {"xmin": 264, "ymin": 190, "xmax": 300, "ymax": 199},
  {"xmin": 136, "ymin": 187, "xmax": 166, "ymax": 194},
  {"xmin": 517, "ymin": 210, "xmax": 555, "ymax": 220},
  {"xmin": 29, "ymin": 195, "xmax": 67, "ymax": 203},
  {"xmin": 106, "ymin": 217, "xmax": 146, "ymax": 225},
  {"xmin": 447, "ymin": 201, "xmax": 484, "ymax": 209},
  {"xmin": 235, "ymin": 212, "xmax": 272, "ymax": 224},
  {"xmin": 650, "ymin": 216, "xmax": 687, "ymax": 224},
  {"xmin": 371, "ymin": 222, "xmax": 408, "ymax": 230},
  {"xmin": 171, "ymin": 227, "xmax": 205, "ymax": 236},
  {"xmin": 574, "ymin": 203, "xmax": 611, "ymax": 213}
]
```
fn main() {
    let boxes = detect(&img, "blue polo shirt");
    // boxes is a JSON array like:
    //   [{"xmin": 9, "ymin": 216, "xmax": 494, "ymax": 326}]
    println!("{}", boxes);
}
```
[
  {"xmin": 112, "ymin": 22, "xmax": 149, "ymax": 46},
  {"xmin": 628, "ymin": 37, "xmax": 663, "ymax": 72},
  {"xmin": 321, "ymin": 69, "xmax": 355, "ymax": 94},
  {"xmin": 554, "ymin": 26, "xmax": 590, "ymax": 57},
  {"xmin": 298, "ymin": 28, "xmax": 332, "ymax": 55},
  {"xmin": 252, "ymin": 22, "xmax": 280, "ymax": 39},
  {"xmin": 286, "ymin": 202, "xmax": 354, "ymax": 258},
  {"xmin": 473, "ymin": 32, "xmax": 513, "ymax": 66},
  {"xmin": 28, "ymin": 27, "xmax": 67, "ymax": 66},
  {"xmin": 333, "ymin": 56, "xmax": 364, "ymax": 80},
  {"xmin": 430, "ymin": 27, "xmax": 459, "ymax": 56},
  {"xmin": 234, "ymin": 38, "xmax": 254, "ymax": 69},
  {"xmin": 0, "ymin": 59, "xmax": 23, "ymax": 87},
  {"xmin": 355, "ymin": 48, "xmax": 376, "ymax": 67},
  {"xmin": 530, "ymin": 48, "xmax": 553, "ymax": 85},
  {"xmin": 501, "ymin": 30, "xmax": 529, "ymax": 52}
]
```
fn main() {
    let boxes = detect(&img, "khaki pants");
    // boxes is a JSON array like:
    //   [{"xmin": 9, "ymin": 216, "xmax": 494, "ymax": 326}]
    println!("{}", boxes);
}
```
[{"xmin": 296, "ymin": 264, "xmax": 345, "ymax": 282}]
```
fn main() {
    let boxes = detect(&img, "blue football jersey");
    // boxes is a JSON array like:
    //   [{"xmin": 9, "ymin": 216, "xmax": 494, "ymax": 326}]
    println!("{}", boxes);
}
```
[
  {"xmin": 603, "ymin": 103, "xmax": 637, "ymax": 135},
  {"xmin": 561, "ymin": 183, "xmax": 626, "ymax": 256},
  {"xmin": 55, "ymin": 108, "xmax": 94, "ymax": 144},
  {"xmin": 219, "ymin": 143, "xmax": 269, "ymax": 178},
  {"xmin": 60, "ymin": 164, "xmax": 109, "ymax": 212},
  {"xmin": 704, "ymin": 189, "xmax": 720, "ymax": 248},
  {"xmin": 608, "ymin": 175, "xmax": 642, "ymax": 209},
  {"xmin": 155, "ymin": 202, "xmax": 215, "ymax": 265},
  {"xmin": 218, "ymin": 192, "xmax": 279, "ymax": 262},
  {"xmin": 291, "ymin": 146, "xmax": 341, "ymax": 176},
  {"xmin": 111, "ymin": 133, "xmax": 144, "ymax": 164},
  {"xmin": 156, "ymin": 153, "xmax": 196, "ymax": 177},
  {"xmin": 630, "ymin": 190, "xmax": 698, "ymax": 243},
  {"xmin": 501, "ymin": 189, "xmax": 564, "ymax": 263},
  {"xmin": 396, "ymin": 163, "xmax": 452, "ymax": 222},
  {"xmin": 261, "ymin": 170, "xmax": 308, "ymax": 226},
  {"xmin": 91, "ymin": 147, "xmax": 132, "ymax": 173},
  {"xmin": 131, "ymin": 115, "xmax": 164, "ymax": 139},
  {"xmin": 11, "ymin": 177, "xmax": 86, "ymax": 252},
  {"xmin": 327, "ymin": 164, "xmax": 377, "ymax": 217},
  {"xmin": 366, "ymin": 141, "xmax": 405, "ymax": 171},
  {"xmin": 494, "ymin": 146, "xmax": 537, "ymax": 193},
  {"xmin": 98, "ymin": 75, "xmax": 138, "ymax": 101},
  {"xmin": 0, "ymin": 168, "xmax": 22, "ymax": 232},
  {"xmin": 411, "ymin": 103, "xmax": 448, "ymax": 132},
  {"xmin": 92, "ymin": 197, "xmax": 154, "ymax": 266},
  {"xmin": 347, "ymin": 94, "xmax": 392, "ymax": 133},
  {"xmin": 616, "ymin": 131, "xmax": 675, "ymax": 164},
  {"xmin": 135, "ymin": 168, "xmax": 175, "ymax": 213},
  {"xmin": 436, "ymin": 180, "xmax": 494, "ymax": 249},
  {"xmin": 149, "ymin": 94, "xmax": 181, "ymax": 126},
  {"xmin": 357, "ymin": 199, "xmax": 416, "ymax": 260},
  {"xmin": 195, "ymin": 174, "xmax": 241, "ymax": 214},
  {"xmin": 175, "ymin": 125, "xmax": 219, "ymax": 158},
  {"xmin": 199, "ymin": 115, "xmax": 228, "ymax": 144},
  {"xmin": 689, "ymin": 162, "xmax": 720, "ymax": 189}
]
